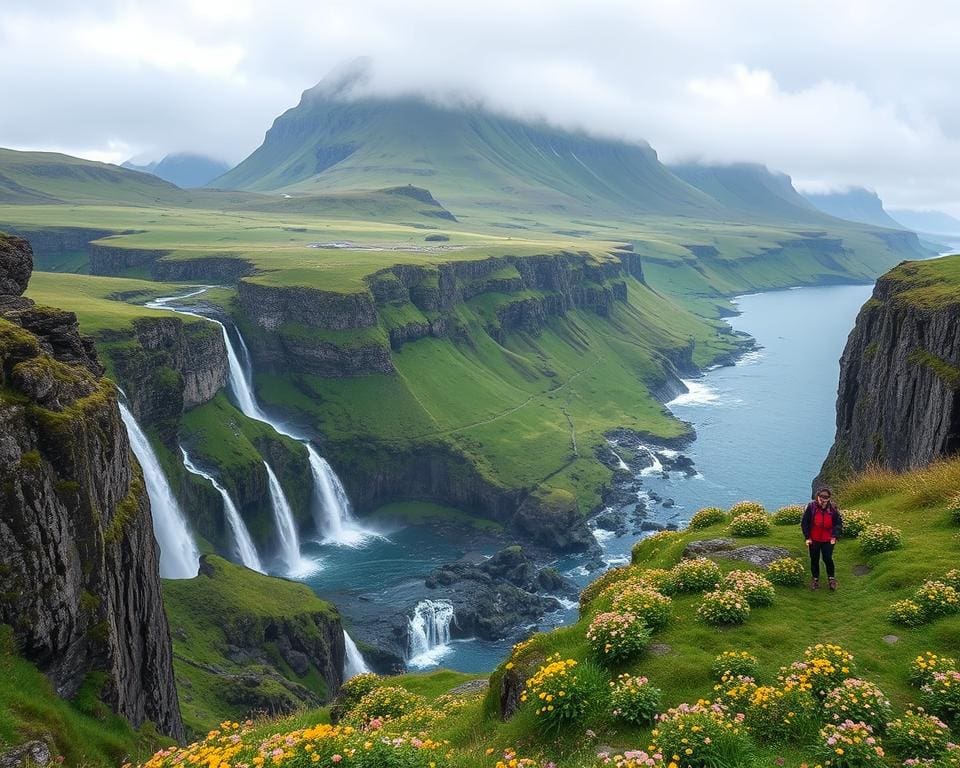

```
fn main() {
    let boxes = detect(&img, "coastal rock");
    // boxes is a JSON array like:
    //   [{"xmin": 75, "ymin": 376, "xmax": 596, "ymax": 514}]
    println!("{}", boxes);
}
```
[
  {"xmin": 820, "ymin": 259, "xmax": 960, "ymax": 485},
  {"xmin": 0, "ymin": 235, "xmax": 184, "ymax": 740},
  {"xmin": 513, "ymin": 488, "xmax": 600, "ymax": 555},
  {"xmin": 684, "ymin": 538, "xmax": 737, "ymax": 557},
  {"xmin": 711, "ymin": 545, "xmax": 791, "ymax": 567}
]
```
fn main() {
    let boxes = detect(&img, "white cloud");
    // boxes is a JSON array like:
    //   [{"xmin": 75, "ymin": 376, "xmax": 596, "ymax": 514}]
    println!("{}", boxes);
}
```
[{"xmin": 0, "ymin": 0, "xmax": 958, "ymax": 214}]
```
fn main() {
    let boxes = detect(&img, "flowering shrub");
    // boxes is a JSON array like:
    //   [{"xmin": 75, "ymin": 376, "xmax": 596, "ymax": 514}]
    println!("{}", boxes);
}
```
[
  {"xmin": 135, "ymin": 720, "xmax": 451, "ymax": 768},
  {"xmin": 779, "ymin": 644, "xmax": 855, "ymax": 699},
  {"xmin": 822, "ymin": 678, "xmax": 892, "ymax": 730},
  {"xmin": 948, "ymin": 492, "xmax": 960, "ymax": 524},
  {"xmin": 346, "ymin": 685, "xmax": 425, "ymax": 726},
  {"xmin": 595, "ymin": 750, "xmax": 665, "ymax": 768},
  {"xmin": 493, "ymin": 749, "xmax": 553, "ymax": 768},
  {"xmin": 611, "ymin": 585, "xmax": 673, "ymax": 631},
  {"xmin": 330, "ymin": 672, "xmax": 382, "ymax": 722},
  {"xmin": 712, "ymin": 673, "xmax": 758, "ymax": 714},
  {"xmin": 935, "ymin": 743, "xmax": 960, "ymax": 768},
  {"xmin": 729, "ymin": 500, "xmax": 765, "ymax": 518},
  {"xmin": 885, "ymin": 709, "xmax": 952, "ymax": 759},
  {"xmin": 767, "ymin": 557, "xmax": 806, "ymax": 586},
  {"xmin": 841, "ymin": 509, "xmax": 872, "ymax": 538},
  {"xmin": 727, "ymin": 512, "xmax": 771, "ymax": 537},
  {"xmin": 943, "ymin": 569, "xmax": 960, "ymax": 591},
  {"xmin": 859, "ymin": 523, "xmax": 903, "ymax": 554},
  {"xmin": 722, "ymin": 570, "xmax": 776, "ymax": 607},
  {"xmin": 662, "ymin": 558, "xmax": 721, "ymax": 594},
  {"xmin": 520, "ymin": 654, "xmax": 590, "ymax": 731},
  {"xmin": 586, "ymin": 611, "xmax": 652, "ymax": 663},
  {"xmin": 579, "ymin": 566, "xmax": 634, "ymax": 611},
  {"xmin": 911, "ymin": 653, "xmax": 959, "ymax": 687},
  {"xmin": 889, "ymin": 599, "xmax": 928, "ymax": 627},
  {"xmin": 771, "ymin": 504, "xmax": 805, "ymax": 525},
  {"xmin": 688, "ymin": 506, "xmax": 727, "ymax": 530},
  {"xmin": 915, "ymin": 580, "xmax": 960, "ymax": 618},
  {"xmin": 744, "ymin": 684, "xmax": 817, "ymax": 743},
  {"xmin": 696, "ymin": 590, "xmax": 750, "ymax": 626},
  {"xmin": 634, "ymin": 568, "xmax": 673, "ymax": 591},
  {"xmin": 651, "ymin": 701, "xmax": 751, "ymax": 768},
  {"xmin": 609, "ymin": 673, "xmax": 663, "ymax": 725},
  {"xmin": 921, "ymin": 670, "xmax": 960, "ymax": 722},
  {"xmin": 711, "ymin": 651, "xmax": 760, "ymax": 681},
  {"xmin": 816, "ymin": 720, "xmax": 886, "ymax": 768}
]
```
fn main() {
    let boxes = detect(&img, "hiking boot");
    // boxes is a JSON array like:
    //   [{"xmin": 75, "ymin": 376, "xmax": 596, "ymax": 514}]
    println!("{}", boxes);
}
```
[
  {"xmin": 828, "ymin": 577, "xmax": 838, "ymax": 591},
  {"xmin": 811, "ymin": 578, "xmax": 820, "ymax": 590}
]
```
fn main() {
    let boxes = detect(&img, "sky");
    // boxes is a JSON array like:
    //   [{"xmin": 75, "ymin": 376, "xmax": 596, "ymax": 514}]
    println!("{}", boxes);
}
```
[{"xmin": 1, "ymin": 0, "xmax": 959, "ymax": 214}]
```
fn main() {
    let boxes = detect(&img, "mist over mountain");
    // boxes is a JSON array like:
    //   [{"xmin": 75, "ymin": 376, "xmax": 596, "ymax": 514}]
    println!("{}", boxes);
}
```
[
  {"xmin": 123, "ymin": 153, "xmax": 231, "ymax": 189},
  {"xmin": 803, "ymin": 187, "xmax": 904, "ymax": 230},
  {"xmin": 889, "ymin": 208, "xmax": 960, "ymax": 237}
]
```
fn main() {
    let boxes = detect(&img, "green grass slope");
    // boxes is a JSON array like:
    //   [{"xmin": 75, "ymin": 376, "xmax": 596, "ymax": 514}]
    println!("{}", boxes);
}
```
[
  {"xmin": 139, "ymin": 458, "xmax": 960, "ymax": 768},
  {"xmin": 162, "ymin": 556, "xmax": 342, "ymax": 738}
]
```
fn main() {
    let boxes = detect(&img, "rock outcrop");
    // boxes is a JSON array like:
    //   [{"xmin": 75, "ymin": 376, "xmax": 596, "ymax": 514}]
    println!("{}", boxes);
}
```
[
  {"xmin": 820, "ymin": 257, "xmax": 960, "ymax": 485},
  {"xmin": 0, "ymin": 234, "xmax": 184, "ymax": 740}
]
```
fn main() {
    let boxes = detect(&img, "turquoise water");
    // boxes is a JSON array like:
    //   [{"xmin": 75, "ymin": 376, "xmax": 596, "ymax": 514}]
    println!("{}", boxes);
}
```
[{"xmin": 293, "ymin": 283, "xmax": 874, "ymax": 672}]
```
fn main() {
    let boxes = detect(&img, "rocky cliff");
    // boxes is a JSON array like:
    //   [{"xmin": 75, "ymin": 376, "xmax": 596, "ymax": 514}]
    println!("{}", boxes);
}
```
[
  {"xmin": 820, "ymin": 257, "xmax": 960, "ymax": 485},
  {"xmin": 0, "ymin": 234, "xmax": 184, "ymax": 740}
]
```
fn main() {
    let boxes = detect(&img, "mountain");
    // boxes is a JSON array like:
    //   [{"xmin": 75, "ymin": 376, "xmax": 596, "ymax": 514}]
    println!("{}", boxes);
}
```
[
  {"xmin": 803, "ymin": 187, "xmax": 905, "ymax": 229},
  {"xmin": 215, "ymin": 76, "xmax": 725, "ymax": 219},
  {"xmin": 889, "ymin": 208, "xmax": 960, "ymax": 238},
  {"xmin": 124, "ymin": 152, "xmax": 232, "ymax": 189},
  {"xmin": 670, "ymin": 162, "xmax": 822, "ymax": 222},
  {"xmin": 0, "ymin": 148, "xmax": 187, "ymax": 205}
]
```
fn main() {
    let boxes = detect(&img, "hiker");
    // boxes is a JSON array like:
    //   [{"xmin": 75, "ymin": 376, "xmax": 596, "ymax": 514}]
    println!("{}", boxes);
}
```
[{"xmin": 801, "ymin": 486, "xmax": 843, "ymax": 591}]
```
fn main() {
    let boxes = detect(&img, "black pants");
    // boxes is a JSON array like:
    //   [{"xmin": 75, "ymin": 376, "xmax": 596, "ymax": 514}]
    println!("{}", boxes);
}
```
[{"xmin": 809, "ymin": 541, "xmax": 835, "ymax": 579}]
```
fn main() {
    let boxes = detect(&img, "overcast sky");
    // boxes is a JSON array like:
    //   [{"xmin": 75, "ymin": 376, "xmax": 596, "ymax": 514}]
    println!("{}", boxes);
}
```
[{"xmin": 2, "ymin": 0, "xmax": 958, "ymax": 214}]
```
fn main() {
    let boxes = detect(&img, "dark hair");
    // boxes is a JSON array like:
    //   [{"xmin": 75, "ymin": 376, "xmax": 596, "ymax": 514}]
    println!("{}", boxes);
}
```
[{"xmin": 814, "ymin": 485, "xmax": 832, "ymax": 500}]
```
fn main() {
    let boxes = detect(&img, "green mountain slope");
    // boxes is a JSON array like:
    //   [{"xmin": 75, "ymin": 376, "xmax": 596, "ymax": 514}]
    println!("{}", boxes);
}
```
[
  {"xmin": 0, "ymin": 148, "xmax": 190, "ymax": 206},
  {"xmin": 214, "ymin": 81, "xmax": 724, "ymax": 220},
  {"xmin": 670, "ymin": 162, "xmax": 823, "ymax": 222},
  {"xmin": 804, "ymin": 187, "xmax": 906, "ymax": 229}
]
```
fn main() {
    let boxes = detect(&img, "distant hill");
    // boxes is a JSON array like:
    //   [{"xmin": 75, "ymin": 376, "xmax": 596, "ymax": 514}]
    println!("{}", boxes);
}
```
[
  {"xmin": 803, "ymin": 187, "xmax": 904, "ymax": 230},
  {"xmin": 0, "ymin": 148, "xmax": 188, "ymax": 205},
  {"xmin": 123, "ymin": 152, "xmax": 231, "ymax": 189},
  {"xmin": 215, "ymin": 71, "xmax": 727, "ymax": 220},
  {"xmin": 889, "ymin": 208, "xmax": 960, "ymax": 238},
  {"xmin": 670, "ymin": 162, "xmax": 821, "ymax": 222}
]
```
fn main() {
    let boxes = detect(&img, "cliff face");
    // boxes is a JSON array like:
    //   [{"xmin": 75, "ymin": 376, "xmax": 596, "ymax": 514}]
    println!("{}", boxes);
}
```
[
  {"xmin": 0, "ymin": 235, "xmax": 184, "ymax": 740},
  {"xmin": 820, "ymin": 258, "xmax": 960, "ymax": 485}
]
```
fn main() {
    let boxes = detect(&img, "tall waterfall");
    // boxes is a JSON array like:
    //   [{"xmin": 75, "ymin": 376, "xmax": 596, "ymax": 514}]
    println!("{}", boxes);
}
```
[
  {"xmin": 147, "ymin": 288, "xmax": 369, "ymax": 553},
  {"xmin": 263, "ymin": 461, "xmax": 314, "ymax": 577},
  {"xmin": 180, "ymin": 448, "xmax": 263, "ymax": 573},
  {"xmin": 343, "ymin": 631, "xmax": 371, "ymax": 679},
  {"xmin": 406, "ymin": 600, "xmax": 455, "ymax": 669},
  {"xmin": 119, "ymin": 403, "xmax": 199, "ymax": 579}
]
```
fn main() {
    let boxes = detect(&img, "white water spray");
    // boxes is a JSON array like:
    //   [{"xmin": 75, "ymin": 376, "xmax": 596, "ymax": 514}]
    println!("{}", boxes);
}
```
[
  {"xmin": 148, "ymin": 289, "xmax": 369, "ymax": 547},
  {"xmin": 343, "ymin": 631, "xmax": 371, "ymax": 679},
  {"xmin": 180, "ymin": 448, "xmax": 263, "ymax": 573},
  {"xmin": 119, "ymin": 403, "xmax": 199, "ymax": 579},
  {"xmin": 406, "ymin": 599, "xmax": 455, "ymax": 669}
]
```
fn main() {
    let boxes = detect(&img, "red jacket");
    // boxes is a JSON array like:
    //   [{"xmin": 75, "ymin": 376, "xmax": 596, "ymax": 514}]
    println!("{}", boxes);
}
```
[{"xmin": 801, "ymin": 502, "xmax": 843, "ymax": 542}]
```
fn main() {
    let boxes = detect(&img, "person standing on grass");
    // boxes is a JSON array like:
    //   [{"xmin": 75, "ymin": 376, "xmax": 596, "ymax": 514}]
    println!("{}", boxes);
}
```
[{"xmin": 801, "ymin": 486, "xmax": 843, "ymax": 591}]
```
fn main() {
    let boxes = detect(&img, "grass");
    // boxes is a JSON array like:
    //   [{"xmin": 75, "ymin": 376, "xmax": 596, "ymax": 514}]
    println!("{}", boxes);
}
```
[
  {"xmin": 882, "ymin": 255, "xmax": 960, "ymax": 310},
  {"xmin": 0, "ymin": 626, "xmax": 162, "ymax": 765},
  {"xmin": 135, "ymin": 456, "xmax": 960, "ymax": 767},
  {"xmin": 162, "ymin": 556, "xmax": 339, "ymax": 737}
]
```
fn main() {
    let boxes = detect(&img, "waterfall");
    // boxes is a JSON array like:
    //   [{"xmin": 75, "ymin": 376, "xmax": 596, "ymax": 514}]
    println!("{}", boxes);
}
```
[
  {"xmin": 343, "ymin": 631, "xmax": 371, "ymax": 679},
  {"xmin": 119, "ymin": 403, "xmax": 199, "ymax": 579},
  {"xmin": 406, "ymin": 599, "xmax": 454, "ymax": 669},
  {"xmin": 180, "ymin": 447, "xmax": 264, "ymax": 573},
  {"xmin": 147, "ymin": 288, "xmax": 370, "ymax": 549},
  {"xmin": 263, "ymin": 461, "xmax": 315, "ymax": 577}
]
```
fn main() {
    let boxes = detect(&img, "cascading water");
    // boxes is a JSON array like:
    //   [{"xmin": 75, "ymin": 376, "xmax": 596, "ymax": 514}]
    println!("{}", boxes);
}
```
[
  {"xmin": 119, "ymin": 403, "xmax": 199, "ymax": 579},
  {"xmin": 406, "ymin": 599, "xmax": 455, "ymax": 669},
  {"xmin": 343, "ymin": 631, "xmax": 371, "ymax": 679},
  {"xmin": 148, "ymin": 289, "xmax": 369, "ymax": 548},
  {"xmin": 180, "ymin": 448, "xmax": 264, "ymax": 573},
  {"xmin": 263, "ymin": 461, "xmax": 314, "ymax": 577}
]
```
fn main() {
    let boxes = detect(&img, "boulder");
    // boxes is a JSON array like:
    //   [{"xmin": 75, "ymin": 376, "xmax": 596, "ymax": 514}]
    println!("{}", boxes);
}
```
[
  {"xmin": 684, "ymin": 538, "xmax": 737, "ymax": 558},
  {"xmin": 712, "ymin": 545, "xmax": 792, "ymax": 567},
  {"xmin": 0, "ymin": 235, "xmax": 32, "ymax": 296}
]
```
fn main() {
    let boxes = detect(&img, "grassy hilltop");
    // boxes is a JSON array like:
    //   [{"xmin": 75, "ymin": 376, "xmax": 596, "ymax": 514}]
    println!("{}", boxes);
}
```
[{"xmin": 129, "ymin": 458, "xmax": 960, "ymax": 768}]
